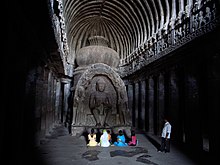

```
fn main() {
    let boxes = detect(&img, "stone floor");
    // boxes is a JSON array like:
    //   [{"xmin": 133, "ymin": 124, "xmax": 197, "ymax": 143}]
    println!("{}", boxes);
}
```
[{"xmin": 33, "ymin": 124, "xmax": 209, "ymax": 165}]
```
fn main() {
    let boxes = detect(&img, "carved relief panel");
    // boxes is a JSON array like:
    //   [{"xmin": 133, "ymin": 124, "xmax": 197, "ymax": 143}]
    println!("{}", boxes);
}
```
[{"xmin": 72, "ymin": 63, "xmax": 132, "ymax": 128}]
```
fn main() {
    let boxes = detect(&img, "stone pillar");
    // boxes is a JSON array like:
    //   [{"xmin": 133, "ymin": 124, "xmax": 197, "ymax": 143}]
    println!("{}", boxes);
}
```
[
  {"xmin": 148, "ymin": 76, "xmax": 155, "ymax": 133},
  {"xmin": 185, "ymin": 73, "xmax": 202, "ymax": 152},
  {"xmin": 61, "ymin": 78, "xmax": 72, "ymax": 128},
  {"xmin": 157, "ymin": 73, "xmax": 165, "ymax": 135},
  {"xmin": 41, "ymin": 69, "xmax": 48, "ymax": 136},
  {"xmin": 169, "ymin": 69, "xmax": 181, "ymax": 141},
  {"xmin": 134, "ymin": 82, "xmax": 139, "ymax": 128},
  {"xmin": 145, "ymin": 79, "xmax": 149, "ymax": 132},
  {"xmin": 55, "ymin": 80, "xmax": 62, "ymax": 123},
  {"xmin": 206, "ymin": 53, "xmax": 220, "ymax": 157},
  {"xmin": 34, "ymin": 69, "xmax": 44, "ymax": 146},
  {"xmin": 45, "ymin": 70, "xmax": 52, "ymax": 136},
  {"xmin": 47, "ymin": 72, "xmax": 55, "ymax": 135},
  {"xmin": 51, "ymin": 78, "xmax": 56, "ymax": 125},
  {"xmin": 140, "ymin": 80, "xmax": 146, "ymax": 130},
  {"xmin": 127, "ymin": 84, "xmax": 134, "ymax": 126}
]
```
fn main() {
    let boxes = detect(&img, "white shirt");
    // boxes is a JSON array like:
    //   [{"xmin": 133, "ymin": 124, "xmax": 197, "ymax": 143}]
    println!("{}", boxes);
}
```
[
  {"xmin": 100, "ymin": 131, "xmax": 110, "ymax": 147},
  {"xmin": 161, "ymin": 122, "xmax": 171, "ymax": 139}
]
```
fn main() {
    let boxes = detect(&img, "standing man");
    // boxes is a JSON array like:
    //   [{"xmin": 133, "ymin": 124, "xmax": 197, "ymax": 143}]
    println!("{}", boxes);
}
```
[{"xmin": 159, "ymin": 118, "xmax": 172, "ymax": 153}]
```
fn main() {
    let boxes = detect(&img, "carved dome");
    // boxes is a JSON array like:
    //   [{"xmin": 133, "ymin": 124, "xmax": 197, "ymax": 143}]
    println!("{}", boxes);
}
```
[{"xmin": 75, "ymin": 36, "xmax": 120, "ymax": 68}]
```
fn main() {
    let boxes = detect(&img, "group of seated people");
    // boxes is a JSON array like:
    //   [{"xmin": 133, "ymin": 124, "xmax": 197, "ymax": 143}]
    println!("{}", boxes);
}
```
[{"xmin": 87, "ymin": 128, "xmax": 137, "ymax": 147}]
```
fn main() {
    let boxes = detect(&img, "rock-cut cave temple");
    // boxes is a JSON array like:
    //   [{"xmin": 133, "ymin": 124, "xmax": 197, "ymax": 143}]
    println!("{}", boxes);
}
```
[{"xmin": 6, "ymin": 0, "xmax": 220, "ymax": 164}]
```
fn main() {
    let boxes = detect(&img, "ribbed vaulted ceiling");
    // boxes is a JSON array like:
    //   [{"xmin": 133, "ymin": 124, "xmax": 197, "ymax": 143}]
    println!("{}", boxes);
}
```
[{"xmin": 62, "ymin": 0, "xmax": 186, "ymax": 61}]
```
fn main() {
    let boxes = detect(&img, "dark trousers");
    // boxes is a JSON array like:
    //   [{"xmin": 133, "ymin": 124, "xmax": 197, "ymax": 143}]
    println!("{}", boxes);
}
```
[{"xmin": 160, "ymin": 137, "xmax": 170, "ymax": 152}]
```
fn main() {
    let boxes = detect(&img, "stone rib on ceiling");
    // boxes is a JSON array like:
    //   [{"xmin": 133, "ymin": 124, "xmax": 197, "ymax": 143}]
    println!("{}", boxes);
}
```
[{"xmin": 62, "ymin": 0, "xmax": 173, "ymax": 61}]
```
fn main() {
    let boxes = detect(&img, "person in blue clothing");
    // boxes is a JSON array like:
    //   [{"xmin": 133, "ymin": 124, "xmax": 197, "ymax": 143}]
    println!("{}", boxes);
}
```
[{"xmin": 113, "ymin": 130, "xmax": 128, "ymax": 146}]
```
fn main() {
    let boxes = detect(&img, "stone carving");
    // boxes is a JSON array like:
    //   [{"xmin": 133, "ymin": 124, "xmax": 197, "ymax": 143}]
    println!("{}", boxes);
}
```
[
  {"xmin": 74, "ymin": 86, "xmax": 86, "ymax": 125},
  {"xmin": 198, "ymin": 11, "xmax": 206, "ymax": 28},
  {"xmin": 193, "ymin": 0, "xmax": 202, "ymax": 12},
  {"xmin": 72, "ymin": 63, "xmax": 131, "ymax": 128},
  {"xmin": 192, "ymin": 14, "xmax": 199, "ymax": 32},
  {"xmin": 89, "ymin": 77, "xmax": 113, "ymax": 126},
  {"xmin": 120, "ymin": 1, "xmax": 218, "ymax": 78},
  {"xmin": 204, "ymin": 7, "xmax": 212, "ymax": 23},
  {"xmin": 118, "ymin": 91, "xmax": 131, "ymax": 126}
]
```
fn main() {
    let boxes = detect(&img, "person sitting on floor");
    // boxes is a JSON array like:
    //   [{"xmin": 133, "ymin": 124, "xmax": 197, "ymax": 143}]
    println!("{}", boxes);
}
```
[
  {"xmin": 128, "ymin": 130, "xmax": 137, "ymax": 146},
  {"xmin": 100, "ymin": 129, "xmax": 111, "ymax": 147},
  {"xmin": 87, "ymin": 128, "xmax": 98, "ymax": 147},
  {"xmin": 113, "ymin": 130, "xmax": 128, "ymax": 147}
]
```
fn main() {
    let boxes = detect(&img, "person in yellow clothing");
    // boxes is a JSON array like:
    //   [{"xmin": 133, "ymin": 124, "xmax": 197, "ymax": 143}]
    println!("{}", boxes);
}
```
[{"xmin": 87, "ymin": 128, "xmax": 98, "ymax": 146}]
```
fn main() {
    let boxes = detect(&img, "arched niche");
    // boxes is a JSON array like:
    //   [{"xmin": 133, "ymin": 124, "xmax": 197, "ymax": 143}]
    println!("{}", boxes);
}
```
[{"xmin": 72, "ymin": 63, "xmax": 131, "ymax": 128}]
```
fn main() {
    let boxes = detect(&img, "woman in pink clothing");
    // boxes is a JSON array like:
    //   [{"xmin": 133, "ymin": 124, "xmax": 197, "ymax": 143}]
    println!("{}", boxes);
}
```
[{"xmin": 128, "ymin": 130, "xmax": 137, "ymax": 146}]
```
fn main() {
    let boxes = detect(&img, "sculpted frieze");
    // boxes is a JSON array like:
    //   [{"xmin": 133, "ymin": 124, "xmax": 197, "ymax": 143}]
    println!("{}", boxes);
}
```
[{"xmin": 120, "ymin": 1, "xmax": 219, "ymax": 78}]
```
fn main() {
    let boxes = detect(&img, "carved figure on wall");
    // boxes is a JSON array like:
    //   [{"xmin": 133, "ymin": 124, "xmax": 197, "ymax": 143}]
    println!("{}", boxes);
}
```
[
  {"xmin": 204, "ymin": 7, "xmax": 212, "ymax": 23},
  {"xmin": 73, "ymin": 86, "xmax": 86, "ymax": 125},
  {"xmin": 192, "ymin": 14, "xmax": 199, "ymax": 32},
  {"xmin": 193, "ymin": 0, "xmax": 202, "ymax": 12},
  {"xmin": 118, "ymin": 91, "xmax": 131, "ymax": 126},
  {"xmin": 198, "ymin": 11, "xmax": 206, "ymax": 28},
  {"xmin": 89, "ymin": 77, "xmax": 112, "ymax": 126}
]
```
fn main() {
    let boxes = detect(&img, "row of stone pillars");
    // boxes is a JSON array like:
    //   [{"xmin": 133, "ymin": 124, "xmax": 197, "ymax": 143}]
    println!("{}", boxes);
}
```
[
  {"xmin": 125, "ymin": 64, "xmax": 219, "ymax": 154},
  {"xmin": 34, "ymin": 67, "xmax": 73, "ymax": 144}
]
